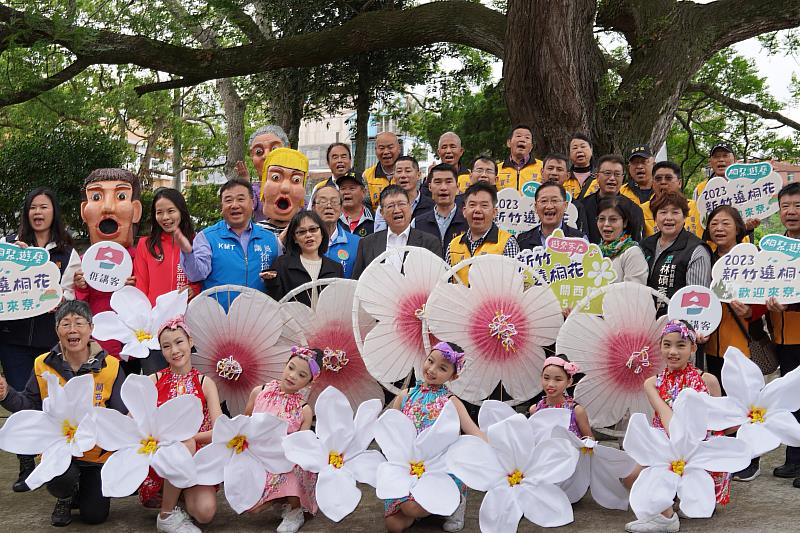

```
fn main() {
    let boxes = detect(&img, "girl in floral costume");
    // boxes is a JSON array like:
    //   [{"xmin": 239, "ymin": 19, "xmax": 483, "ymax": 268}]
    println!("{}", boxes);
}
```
[
  {"xmin": 140, "ymin": 316, "xmax": 222, "ymax": 533},
  {"xmin": 385, "ymin": 341, "xmax": 484, "ymax": 533},
  {"xmin": 244, "ymin": 346, "xmax": 321, "ymax": 533},
  {"xmin": 530, "ymin": 356, "xmax": 592, "ymax": 438},
  {"xmin": 625, "ymin": 319, "xmax": 726, "ymax": 533}
]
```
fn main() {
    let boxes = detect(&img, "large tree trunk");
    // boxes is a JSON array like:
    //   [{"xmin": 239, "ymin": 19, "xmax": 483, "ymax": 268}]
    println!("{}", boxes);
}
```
[
  {"xmin": 217, "ymin": 78, "xmax": 246, "ymax": 179},
  {"xmin": 353, "ymin": 57, "xmax": 372, "ymax": 176},
  {"xmin": 504, "ymin": 0, "xmax": 605, "ymax": 156}
]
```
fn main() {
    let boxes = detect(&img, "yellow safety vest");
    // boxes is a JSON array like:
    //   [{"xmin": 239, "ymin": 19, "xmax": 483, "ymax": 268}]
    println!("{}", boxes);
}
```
[
  {"xmin": 448, "ymin": 226, "xmax": 512, "ymax": 285},
  {"xmin": 362, "ymin": 165, "xmax": 391, "ymax": 210},
  {"xmin": 496, "ymin": 159, "xmax": 543, "ymax": 193},
  {"xmin": 769, "ymin": 309, "xmax": 800, "ymax": 345}
]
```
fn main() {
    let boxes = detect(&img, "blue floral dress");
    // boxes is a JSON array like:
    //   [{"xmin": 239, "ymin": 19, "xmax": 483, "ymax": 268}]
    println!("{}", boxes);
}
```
[
  {"xmin": 535, "ymin": 393, "xmax": 582, "ymax": 438},
  {"xmin": 384, "ymin": 383, "xmax": 466, "ymax": 516}
]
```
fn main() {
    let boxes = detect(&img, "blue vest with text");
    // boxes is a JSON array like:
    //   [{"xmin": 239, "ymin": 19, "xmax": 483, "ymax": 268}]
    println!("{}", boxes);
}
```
[{"xmin": 202, "ymin": 220, "xmax": 279, "ymax": 292}]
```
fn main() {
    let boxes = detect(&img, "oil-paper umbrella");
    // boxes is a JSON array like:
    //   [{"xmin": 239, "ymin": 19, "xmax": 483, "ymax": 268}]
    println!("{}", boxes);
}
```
[
  {"xmin": 425, "ymin": 254, "xmax": 563, "ymax": 403},
  {"xmin": 355, "ymin": 246, "xmax": 448, "ymax": 388},
  {"xmin": 556, "ymin": 282, "xmax": 669, "ymax": 428},
  {"xmin": 186, "ymin": 284, "xmax": 305, "ymax": 416},
  {"xmin": 281, "ymin": 279, "xmax": 383, "ymax": 410}
]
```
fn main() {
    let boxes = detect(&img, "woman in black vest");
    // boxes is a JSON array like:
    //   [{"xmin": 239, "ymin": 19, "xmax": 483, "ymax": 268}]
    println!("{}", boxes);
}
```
[
  {"xmin": 640, "ymin": 191, "xmax": 712, "ymax": 313},
  {"xmin": 0, "ymin": 187, "xmax": 81, "ymax": 491}
]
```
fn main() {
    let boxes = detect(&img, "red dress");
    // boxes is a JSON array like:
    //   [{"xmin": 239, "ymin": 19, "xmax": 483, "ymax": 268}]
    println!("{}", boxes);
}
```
[
  {"xmin": 138, "ymin": 368, "xmax": 213, "ymax": 508},
  {"xmin": 652, "ymin": 364, "xmax": 732, "ymax": 505}
]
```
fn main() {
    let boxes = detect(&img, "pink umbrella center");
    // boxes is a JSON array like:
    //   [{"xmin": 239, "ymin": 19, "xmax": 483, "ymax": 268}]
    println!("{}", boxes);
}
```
[
  {"xmin": 211, "ymin": 340, "xmax": 262, "ymax": 392},
  {"xmin": 396, "ymin": 292, "xmax": 429, "ymax": 350},
  {"xmin": 469, "ymin": 297, "xmax": 528, "ymax": 362},
  {"xmin": 310, "ymin": 321, "xmax": 359, "ymax": 374},
  {"xmin": 604, "ymin": 330, "xmax": 662, "ymax": 392}
]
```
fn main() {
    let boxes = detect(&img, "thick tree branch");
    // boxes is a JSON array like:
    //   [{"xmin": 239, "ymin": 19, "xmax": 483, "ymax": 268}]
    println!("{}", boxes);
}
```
[
  {"xmin": 0, "ymin": 2, "xmax": 505, "ymax": 106},
  {"xmin": 705, "ymin": 0, "xmax": 800, "ymax": 50},
  {"xmin": 686, "ymin": 82, "xmax": 800, "ymax": 132},
  {"xmin": 0, "ymin": 58, "xmax": 90, "ymax": 106}
]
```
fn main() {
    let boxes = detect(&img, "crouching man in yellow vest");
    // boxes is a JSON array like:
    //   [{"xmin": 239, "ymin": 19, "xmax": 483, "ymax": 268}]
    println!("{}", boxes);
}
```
[
  {"xmin": 0, "ymin": 300, "xmax": 126, "ymax": 527},
  {"xmin": 446, "ymin": 181, "xmax": 519, "ymax": 285}
]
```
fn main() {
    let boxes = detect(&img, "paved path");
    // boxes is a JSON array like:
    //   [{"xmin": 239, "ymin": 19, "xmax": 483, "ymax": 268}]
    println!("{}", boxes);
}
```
[{"xmin": 0, "ymin": 415, "xmax": 798, "ymax": 531}]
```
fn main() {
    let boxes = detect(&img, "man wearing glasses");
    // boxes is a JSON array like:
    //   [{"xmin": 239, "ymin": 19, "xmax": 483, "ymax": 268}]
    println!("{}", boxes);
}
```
[
  {"xmin": 517, "ymin": 182, "xmax": 586, "ymax": 251},
  {"xmin": 313, "ymin": 184, "xmax": 360, "ymax": 278},
  {"xmin": 640, "ymin": 161, "xmax": 703, "ymax": 238},
  {"xmin": 468, "ymin": 156, "xmax": 499, "ymax": 187},
  {"xmin": 582, "ymin": 154, "xmax": 645, "ymax": 243},
  {"xmin": 351, "ymin": 185, "xmax": 442, "ymax": 279}
]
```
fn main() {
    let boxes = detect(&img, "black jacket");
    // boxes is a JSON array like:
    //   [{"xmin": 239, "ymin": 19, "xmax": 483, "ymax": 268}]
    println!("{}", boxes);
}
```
[
  {"xmin": 266, "ymin": 252, "xmax": 344, "ymax": 306},
  {"xmin": 517, "ymin": 224, "xmax": 586, "ymax": 251},
  {"xmin": 582, "ymin": 192, "xmax": 645, "ymax": 244},
  {"xmin": 412, "ymin": 193, "xmax": 436, "ymax": 219},
  {"xmin": 352, "ymin": 228, "xmax": 443, "ymax": 279},
  {"xmin": 413, "ymin": 205, "xmax": 468, "ymax": 253}
]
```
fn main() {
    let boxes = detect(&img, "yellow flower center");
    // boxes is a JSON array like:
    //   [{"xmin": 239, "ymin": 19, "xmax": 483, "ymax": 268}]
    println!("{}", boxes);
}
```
[
  {"xmin": 226, "ymin": 434, "xmax": 248, "ymax": 454},
  {"xmin": 138, "ymin": 436, "xmax": 158, "ymax": 455},
  {"xmin": 670, "ymin": 459, "xmax": 686, "ymax": 476},
  {"xmin": 328, "ymin": 451, "xmax": 344, "ymax": 469},
  {"xmin": 409, "ymin": 461, "xmax": 426, "ymax": 478},
  {"xmin": 62, "ymin": 420, "xmax": 77, "ymax": 443},
  {"xmin": 135, "ymin": 329, "xmax": 153, "ymax": 342},
  {"xmin": 507, "ymin": 469, "xmax": 524, "ymax": 486},
  {"xmin": 748, "ymin": 406, "xmax": 766, "ymax": 424},
  {"xmin": 580, "ymin": 446, "xmax": 594, "ymax": 455}
]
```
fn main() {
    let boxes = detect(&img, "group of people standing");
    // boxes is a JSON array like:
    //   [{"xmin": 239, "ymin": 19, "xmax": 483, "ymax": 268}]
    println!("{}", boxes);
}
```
[{"xmin": 0, "ymin": 121, "xmax": 798, "ymax": 533}]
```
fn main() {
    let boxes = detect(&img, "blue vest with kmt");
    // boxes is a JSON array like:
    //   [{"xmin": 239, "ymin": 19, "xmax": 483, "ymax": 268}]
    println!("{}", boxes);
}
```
[{"xmin": 201, "ymin": 220, "xmax": 279, "ymax": 292}]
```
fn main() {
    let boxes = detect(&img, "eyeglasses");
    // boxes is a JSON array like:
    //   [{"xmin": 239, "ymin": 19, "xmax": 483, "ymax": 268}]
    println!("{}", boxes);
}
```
[
  {"xmin": 536, "ymin": 198, "xmax": 564, "ymax": 206},
  {"xmin": 471, "ymin": 168, "xmax": 496, "ymax": 176},
  {"xmin": 382, "ymin": 201, "xmax": 409, "ymax": 211},
  {"xmin": 58, "ymin": 320, "xmax": 90, "ymax": 330},
  {"xmin": 599, "ymin": 170, "xmax": 624, "ymax": 179},
  {"xmin": 314, "ymin": 198, "xmax": 341, "ymax": 207},
  {"xmin": 597, "ymin": 216, "xmax": 623, "ymax": 225},
  {"xmin": 654, "ymin": 175, "xmax": 678, "ymax": 183},
  {"xmin": 294, "ymin": 226, "xmax": 321, "ymax": 237}
]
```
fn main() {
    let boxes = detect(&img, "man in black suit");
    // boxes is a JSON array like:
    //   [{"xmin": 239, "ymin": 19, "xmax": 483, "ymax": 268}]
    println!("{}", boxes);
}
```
[
  {"xmin": 414, "ymin": 163, "xmax": 467, "ymax": 254},
  {"xmin": 352, "ymin": 184, "xmax": 442, "ymax": 279},
  {"xmin": 372, "ymin": 155, "xmax": 434, "ymax": 232}
]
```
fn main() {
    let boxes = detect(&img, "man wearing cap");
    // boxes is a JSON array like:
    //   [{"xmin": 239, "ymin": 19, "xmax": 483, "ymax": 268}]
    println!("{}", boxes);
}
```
[
  {"xmin": 339, "ymin": 173, "xmax": 375, "ymax": 237},
  {"xmin": 312, "ymin": 184, "xmax": 360, "ymax": 279},
  {"xmin": 496, "ymin": 124, "xmax": 544, "ymax": 193},
  {"xmin": 373, "ymin": 155, "xmax": 435, "ymax": 232},
  {"xmin": 363, "ymin": 131, "xmax": 401, "ymax": 210},
  {"xmin": 621, "ymin": 144, "xmax": 655, "ymax": 206},
  {"xmin": 256, "ymin": 147, "xmax": 310, "ymax": 236},
  {"xmin": 415, "ymin": 163, "xmax": 468, "ymax": 250}
]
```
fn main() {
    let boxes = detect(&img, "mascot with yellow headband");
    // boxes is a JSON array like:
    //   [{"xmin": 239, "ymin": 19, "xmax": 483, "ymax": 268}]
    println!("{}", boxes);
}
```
[{"xmin": 258, "ymin": 147, "xmax": 309, "ymax": 235}]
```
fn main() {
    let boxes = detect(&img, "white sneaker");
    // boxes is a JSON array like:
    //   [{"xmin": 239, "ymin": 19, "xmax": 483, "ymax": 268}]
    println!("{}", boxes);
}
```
[
  {"xmin": 156, "ymin": 507, "xmax": 201, "ymax": 533},
  {"xmin": 442, "ymin": 495, "xmax": 466, "ymax": 532},
  {"xmin": 276, "ymin": 507, "xmax": 305, "ymax": 533},
  {"xmin": 625, "ymin": 513, "xmax": 680, "ymax": 533}
]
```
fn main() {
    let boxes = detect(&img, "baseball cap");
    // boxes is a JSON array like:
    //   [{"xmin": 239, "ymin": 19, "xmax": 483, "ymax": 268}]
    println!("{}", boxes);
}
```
[
  {"xmin": 710, "ymin": 143, "xmax": 734, "ymax": 156},
  {"xmin": 627, "ymin": 144, "xmax": 653, "ymax": 161},
  {"xmin": 335, "ymin": 173, "xmax": 365, "ymax": 188}
]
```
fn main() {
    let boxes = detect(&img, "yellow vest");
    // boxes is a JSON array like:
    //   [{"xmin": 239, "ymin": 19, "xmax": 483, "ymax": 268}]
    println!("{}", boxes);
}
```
[
  {"xmin": 620, "ymin": 183, "xmax": 653, "ymax": 207},
  {"xmin": 641, "ymin": 199, "xmax": 703, "ymax": 238},
  {"xmin": 563, "ymin": 176, "xmax": 599, "ymax": 200},
  {"xmin": 362, "ymin": 165, "xmax": 391, "ymax": 210},
  {"xmin": 34, "ymin": 353, "xmax": 120, "ymax": 464},
  {"xmin": 448, "ymin": 227, "xmax": 512, "ymax": 285},
  {"xmin": 693, "ymin": 178, "xmax": 709, "ymax": 202},
  {"xmin": 496, "ymin": 159, "xmax": 543, "ymax": 193},
  {"xmin": 769, "ymin": 309, "xmax": 800, "ymax": 345},
  {"xmin": 706, "ymin": 305, "xmax": 751, "ymax": 358},
  {"xmin": 456, "ymin": 172, "xmax": 473, "ymax": 193}
]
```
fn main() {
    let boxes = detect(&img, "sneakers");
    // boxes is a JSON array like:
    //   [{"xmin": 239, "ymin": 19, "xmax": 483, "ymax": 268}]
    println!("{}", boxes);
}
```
[
  {"xmin": 733, "ymin": 458, "xmax": 761, "ymax": 482},
  {"xmin": 793, "ymin": 477, "xmax": 800, "ymax": 489},
  {"xmin": 625, "ymin": 513, "xmax": 680, "ymax": 533},
  {"xmin": 276, "ymin": 507, "xmax": 305, "ymax": 533},
  {"xmin": 442, "ymin": 495, "xmax": 466, "ymax": 532},
  {"xmin": 51, "ymin": 497, "xmax": 73, "ymax": 527},
  {"xmin": 13, "ymin": 455, "xmax": 35, "ymax": 492},
  {"xmin": 773, "ymin": 462, "xmax": 800, "ymax": 478},
  {"xmin": 156, "ymin": 507, "xmax": 201, "ymax": 533}
]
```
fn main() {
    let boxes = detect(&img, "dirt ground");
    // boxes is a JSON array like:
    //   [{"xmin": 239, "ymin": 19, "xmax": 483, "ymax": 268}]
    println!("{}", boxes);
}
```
[{"xmin": 0, "ymin": 413, "xmax": 798, "ymax": 532}]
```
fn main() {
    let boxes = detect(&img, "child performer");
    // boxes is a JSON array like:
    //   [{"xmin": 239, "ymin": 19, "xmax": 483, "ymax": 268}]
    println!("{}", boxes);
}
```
[
  {"xmin": 244, "ymin": 346, "xmax": 320, "ymax": 533},
  {"xmin": 385, "ymin": 341, "xmax": 484, "ymax": 533},
  {"xmin": 139, "ymin": 317, "xmax": 222, "ymax": 533},
  {"xmin": 529, "ymin": 356, "xmax": 592, "ymax": 438},
  {"xmin": 624, "ymin": 319, "xmax": 725, "ymax": 533}
]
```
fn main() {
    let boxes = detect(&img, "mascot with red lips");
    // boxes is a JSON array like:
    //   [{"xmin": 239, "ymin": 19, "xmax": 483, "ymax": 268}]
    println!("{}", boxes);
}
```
[
  {"xmin": 74, "ymin": 168, "xmax": 142, "ymax": 367},
  {"xmin": 257, "ymin": 147, "xmax": 309, "ymax": 236}
]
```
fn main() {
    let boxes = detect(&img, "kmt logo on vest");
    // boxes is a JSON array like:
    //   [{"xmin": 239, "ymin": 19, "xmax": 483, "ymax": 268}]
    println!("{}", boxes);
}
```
[{"xmin": 217, "ymin": 242, "xmax": 235, "ymax": 251}]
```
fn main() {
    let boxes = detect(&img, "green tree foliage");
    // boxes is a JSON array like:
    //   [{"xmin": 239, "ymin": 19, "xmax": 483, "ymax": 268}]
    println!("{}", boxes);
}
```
[
  {"xmin": 184, "ymin": 184, "xmax": 222, "ymax": 230},
  {"xmin": 0, "ymin": 129, "xmax": 128, "ymax": 235}
]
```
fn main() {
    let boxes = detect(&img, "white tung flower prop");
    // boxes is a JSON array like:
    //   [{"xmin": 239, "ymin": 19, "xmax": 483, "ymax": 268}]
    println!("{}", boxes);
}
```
[
  {"xmin": 194, "ymin": 413, "xmax": 293, "ymax": 514},
  {"xmin": 374, "ymin": 399, "xmax": 461, "ymax": 516},
  {"xmin": 93, "ymin": 286, "xmax": 187, "ymax": 359},
  {"xmin": 702, "ymin": 346, "xmax": 800, "ymax": 458},
  {"xmin": 0, "ymin": 373, "xmax": 97, "ymax": 490},
  {"xmin": 447, "ymin": 413, "xmax": 579, "ymax": 531},
  {"xmin": 282, "ymin": 386, "xmax": 385, "ymax": 521},
  {"xmin": 553, "ymin": 427, "xmax": 636, "ymax": 510},
  {"xmin": 95, "ymin": 374, "xmax": 203, "ymax": 497},
  {"xmin": 623, "ymin": 389, "xmax": 750, "ymax": 519}
]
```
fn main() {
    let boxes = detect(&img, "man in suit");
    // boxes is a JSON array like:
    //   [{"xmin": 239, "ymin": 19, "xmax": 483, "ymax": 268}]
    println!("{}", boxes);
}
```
[
  {"xmin": 373, "ymin": 155, "xmax": 434, "ymax": 232},
  {"xmin": 352, "ymin": 184, "xmax": 442, "ymax": 279},
  {"xmin": 415, "ymin": 163, "xmax": 468, "ymax": 253}
]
